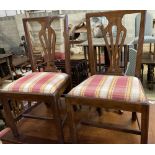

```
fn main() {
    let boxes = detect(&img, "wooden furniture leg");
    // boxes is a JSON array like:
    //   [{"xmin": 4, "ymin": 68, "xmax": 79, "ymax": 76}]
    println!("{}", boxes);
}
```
[
  {"xmin": 83, "ymin": 46, "xmax": 87, "ymax": 61},
  {"xmin": 149, "ymin": 43, "xmax": 152, "ymax": 53},
  {"xmin": 132, "ymin": 112, "xmax": 137, "ymax": 121},
  {"xmin": 2, "ymin": 99, "xmax": 19, "ymax": 137},
  {"xmin": 67, "ymin": 102, "xmax": 77, "ymax": 143},
  {"xmin": 6, "ymin": 57, "xmax": 14, "ymax": 81},
  {"xmin": 53, "ymin": 97, "xmax": 64, "ymax": 143},
  {"xmin": 147, "ymin": 64, "xmax": 154, "ymax": 90},
  {"xmin": 141, "ymin": 104, "xmax": 149, "ymax": 144}
]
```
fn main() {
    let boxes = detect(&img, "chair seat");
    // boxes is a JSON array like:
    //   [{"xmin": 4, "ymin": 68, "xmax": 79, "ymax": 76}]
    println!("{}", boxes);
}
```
[
  {"xmin": 68, "ymin": 75, "xmax": 147, "ymax": 103},
  {"xmin": 3, "ymin": 72, "xmax": 68, "ymax": 94}
]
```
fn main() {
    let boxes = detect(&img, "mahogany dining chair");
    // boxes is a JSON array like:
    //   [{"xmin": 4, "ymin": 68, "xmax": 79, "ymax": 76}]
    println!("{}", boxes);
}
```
[
  {"xmin": 66, "ymin": 10, "xmax": 150, "ymax": 144},
  {"xmin": 0, "ymin": 15, "xmax": 71, "ymax": 143}
]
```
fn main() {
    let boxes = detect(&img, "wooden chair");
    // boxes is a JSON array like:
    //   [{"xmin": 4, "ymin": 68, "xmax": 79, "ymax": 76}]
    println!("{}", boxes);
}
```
[
  {"xmin": 66, "ymin": 10, "xmax": 150, "ymax": 144},
  {"xmin": 132, "ymin": 11, "xmax": 155, "ymax": 87},
  {"xmin": 0, "ymin": 15, "xmax": 71, "ymax": 143}
]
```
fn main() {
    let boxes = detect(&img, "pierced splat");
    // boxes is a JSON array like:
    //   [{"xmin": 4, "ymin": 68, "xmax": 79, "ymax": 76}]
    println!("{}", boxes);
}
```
[
  {"xmin": 38, "ymin": 18, "xmax": 58, "ymax": 72},
  {"xmin": 23, "ymin": 15, "xmax": 70, "ymax": 74},
  {"xmin": 86, "ymin": 11, "xmax": 145, "ymax": 77},
  {"xmin": 99, "ymin": 15, "xmax": 127, "ymax": 75}
]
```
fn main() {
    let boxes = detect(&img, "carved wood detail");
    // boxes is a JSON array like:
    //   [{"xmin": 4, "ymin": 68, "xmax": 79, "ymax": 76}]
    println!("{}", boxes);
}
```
[
  {"xmin": 99, "ymin": 14, "xmax": 127, "ymax": 74},
  {"xmin": 38, "ymin": 18, "xmax": 58, "ymax": 72},
  {"xmin": 86, "ymin": 10, "xmax": 146, "ymax": 77},
  {"xmin": 23, "ymin": 15, "xmax": 70, "ymax": 74}
]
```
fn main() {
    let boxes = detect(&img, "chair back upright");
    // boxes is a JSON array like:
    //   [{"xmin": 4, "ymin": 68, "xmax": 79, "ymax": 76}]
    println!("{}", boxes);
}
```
[
  {"xmin": 23, "ymin": 15, "xmax": 71, "ymax": 75},
  {"xmin": 86, "ymin": 10, "xmax": 146, "ymax": 78}
]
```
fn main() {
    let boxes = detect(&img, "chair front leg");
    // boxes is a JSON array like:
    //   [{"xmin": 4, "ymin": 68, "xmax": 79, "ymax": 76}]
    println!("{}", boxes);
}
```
[
  {"xmin": 132, "ymin": 112, "xmax": 137, "ymax": 121},
  {"xmin": 141, "ymin": 104, "xmax": 149, "ymax": 144},
  {"xmin": 67, "ymin": 101, "xmax": 78, "ymax": 143},
  {"xmin": 2, "ymin": 98, "xmax": 19, "ymax": 137},
  {"xmin": 53, "ymin": 97, "xmax": 64, "ymax": 143}
]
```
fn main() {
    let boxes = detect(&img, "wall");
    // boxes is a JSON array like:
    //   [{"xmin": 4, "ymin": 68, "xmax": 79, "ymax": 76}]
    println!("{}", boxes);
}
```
[
  {"xmin": 0, "ymin": 16, "xmax": 21, "ymax": 54},
  {"xmin": 15, "ymin": 14, "xmax": 26, "ymax": 39}
]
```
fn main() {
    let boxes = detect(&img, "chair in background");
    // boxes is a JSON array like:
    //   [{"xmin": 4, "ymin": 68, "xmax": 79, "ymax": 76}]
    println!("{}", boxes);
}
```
[
  {"xmin": 66, "ymin": 10, "xmax": 150, "ymax": 144},
  {"xmin": 134, "ymin": 11, "xmax": 155, "ymax": 53},
  {"xmin": 0, "ymin": 15, "xmax": 71, "ymax": 143},
  {"xmin": 132, "ymin": 11, "xmax": 155, "ymax": 87}
]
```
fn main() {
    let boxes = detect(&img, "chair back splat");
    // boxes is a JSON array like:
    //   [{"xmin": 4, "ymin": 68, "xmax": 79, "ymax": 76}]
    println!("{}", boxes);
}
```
[
  {"xmin": 86, "ymin": 10, "xmax": 146, "ymax": 78},
  {"xmin": 23, "ymin": 15, "xmax": 71, "ymax": 75}
]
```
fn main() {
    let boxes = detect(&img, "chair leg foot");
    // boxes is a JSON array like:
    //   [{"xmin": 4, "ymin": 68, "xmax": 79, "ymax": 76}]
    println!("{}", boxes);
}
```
[
  {"xmin": 96, "ymin": 107, "xmax": 102, "ymax": 116},
  {"xmin": 55, "ymin": 118, "xmax": 64, "ymax": 143},
  {"xmin": 132, "ymin": 112, "xmax": 137, "ymax": 121},
  {"xmin": 141, "ymin": 105, "xmax": 149, "ymax": 144},
  {"xmin": 67, "ymin": 103, "xmax": 78, "ymax": 143},
  {"xmin": 2, "ymin": 99, "xmax": 19, "ymax": 137},
  {"xmin": 53, "ymin": 98, "xmax": 64, "ymax": 143}
]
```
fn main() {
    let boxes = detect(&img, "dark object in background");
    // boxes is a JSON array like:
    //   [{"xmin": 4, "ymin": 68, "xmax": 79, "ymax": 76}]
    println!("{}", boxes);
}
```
[
  {"xmin": 38, "ymin": 59, "xmax": 88, "ymax": 87},
  {"xmin": 0, "ymin": 101, "xmax": 5, "ymax": 131},
  {"xmin": 0, "ymin": 48, "xmax": 6, "ymax": 54},
  {"xmin": 0, "ymin": 62, "xmax": 10, "ymax": 78},
  {"xmin": 19, "ymin": 36, "xmax": 28, "ymax": 57},
  {"xmin": 55, "ymin": 59, "xmax": 88, "ymax": 87},
  {"xmin": 0, "ymin": 48, "xmax": 10, "ymax": 78}
]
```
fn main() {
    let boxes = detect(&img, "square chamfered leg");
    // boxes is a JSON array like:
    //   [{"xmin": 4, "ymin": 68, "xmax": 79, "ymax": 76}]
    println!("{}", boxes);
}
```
[
  {"xmin": 53, "ymin": 97, "xmax": 64, "ymax": 143},
  {"xmin": 66, "ymin": 99, "xmax": 78, "ymax": 144},
  {"xmin": 141, "ymin": 104, "xmax": 149, "ymax": 144},
  {"xmin": 1, "ymin": 98, "xmax": 19, "ymax": 137}
]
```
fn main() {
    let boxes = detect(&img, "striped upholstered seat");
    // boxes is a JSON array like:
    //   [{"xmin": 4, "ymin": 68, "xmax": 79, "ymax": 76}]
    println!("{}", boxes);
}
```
[
  {"xmin": 3, "ymin": 72, "xmax": 68, "ymax": 94},
  {"xmin": 69, "ymin": 75, "xmax": 146, "ymax": 103}
]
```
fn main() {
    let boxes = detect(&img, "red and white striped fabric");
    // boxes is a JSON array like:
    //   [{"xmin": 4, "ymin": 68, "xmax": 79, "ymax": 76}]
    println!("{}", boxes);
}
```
[
  {"xmin": 68, "ymin": 75, "xmax": 147, "ymax": 103},
  {"xmin": 0, "ymin": 128, "xmax": 11, "ymax": 139},
  {"xmin": 3, "ymin": 72, "xmax": 68, "ymax": 94}
]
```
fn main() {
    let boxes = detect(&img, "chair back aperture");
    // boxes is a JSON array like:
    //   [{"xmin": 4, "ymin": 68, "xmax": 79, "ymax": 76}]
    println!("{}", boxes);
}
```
[
  {"xmin": 22, "ymin": 15, "xmax": 71, "ymax": 75},
  {"xmin": 86, "ymin": 10, "xmax": 146, "ymax": 78},
  {"xmin": 135, "ymin": 12, "xmax": 153, "ymax": 37}
]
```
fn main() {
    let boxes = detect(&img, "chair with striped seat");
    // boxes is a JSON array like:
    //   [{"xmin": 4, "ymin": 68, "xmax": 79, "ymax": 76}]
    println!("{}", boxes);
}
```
[
  {"xmin": 66, "ymin": 10, "xmax": 150, "ymax": 144},
  {"xmin": 0, "ymin": 15, "xmax": 71, "ymax": 143}
]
